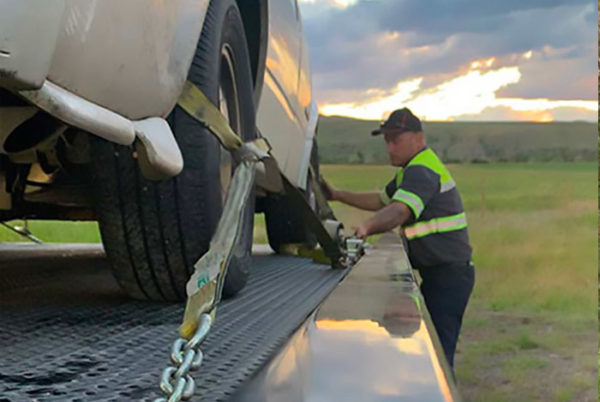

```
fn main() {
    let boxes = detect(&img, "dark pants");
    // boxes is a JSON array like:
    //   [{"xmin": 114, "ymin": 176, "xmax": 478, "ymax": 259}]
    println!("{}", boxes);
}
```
[{"xmin": 418, "ymin": 261, "xmax": 475, "ymax": 369}]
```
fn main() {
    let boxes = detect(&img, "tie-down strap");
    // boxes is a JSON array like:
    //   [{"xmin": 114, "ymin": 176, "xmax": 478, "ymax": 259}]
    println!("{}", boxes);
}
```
[{"xmin": 176, "ymin": 80, "xmax": 344, "ymax": 337}]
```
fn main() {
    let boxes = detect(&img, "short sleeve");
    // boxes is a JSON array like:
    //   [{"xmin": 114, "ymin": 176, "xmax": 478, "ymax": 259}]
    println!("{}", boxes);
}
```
[
  {"xmin": 380, "ymin": 176, "xmax": 397, "ymax": 205},
  {"xmin": 391, "ymin": 166, "xmax": 440, "ymax": 219}
]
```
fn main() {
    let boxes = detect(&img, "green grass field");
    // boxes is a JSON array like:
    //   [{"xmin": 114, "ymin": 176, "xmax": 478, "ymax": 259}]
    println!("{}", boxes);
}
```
[
  {"xmin": 321, "ymin": 163, "xmax": 597, "ymax": 312},
  {"xmin": 0, "ymin": 220, "xmax": 101, "ymax": 243},
  {"xmin": 318, "ymin": 116, "xmax": 597, "ymax": 164},
  {"xmin": 1, "ymin": 162, "xmax": 597, "ymax": 400}
]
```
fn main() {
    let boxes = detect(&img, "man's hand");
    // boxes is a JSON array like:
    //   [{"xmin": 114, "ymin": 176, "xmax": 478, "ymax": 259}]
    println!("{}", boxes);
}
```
[
  {"xmin": 354, "ymin": 223, "xmax": 370, "ymax": 239},
  {"xmin": 320, "ymin": 178, "xmax": 337, "ymax": 201},
  {"xmin": 319, "ymin": 178, "xmax": 384, "ymax": 211},
  {"xmin": 354, "ymin": 202, "xmax": 412, "ymax": 239}
]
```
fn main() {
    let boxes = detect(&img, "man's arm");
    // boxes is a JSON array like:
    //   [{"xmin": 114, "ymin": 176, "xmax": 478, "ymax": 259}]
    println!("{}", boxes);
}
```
[
  {"xmin": 354, "ymin": 165, "xmax": 441, "ymax": 238},
  {"xmin": 332, "ymin": 190, "xmax": 384, "ymax": 211},
  {"xmin": 355, "ymin": 202, "xmax": 412, "ymax": 238},
  {"xmin": 324, "ymin": 179, "xmax": 384, "ymax": 211}
]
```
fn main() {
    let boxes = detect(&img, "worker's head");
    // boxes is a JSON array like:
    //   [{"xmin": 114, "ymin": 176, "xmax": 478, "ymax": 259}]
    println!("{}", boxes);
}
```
[{"xmin": 371, "ymin": 108, "xmax": 426, "ymax": 167}]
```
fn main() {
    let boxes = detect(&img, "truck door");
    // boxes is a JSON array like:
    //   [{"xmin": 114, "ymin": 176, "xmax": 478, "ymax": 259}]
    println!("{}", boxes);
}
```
[
  {"xmin": 256, "ymin": 0, "xmax": 306, "ymax": 185},
  {"xmin": 264, "ymin": 0, "xmax": 301, "ymax": 113}
]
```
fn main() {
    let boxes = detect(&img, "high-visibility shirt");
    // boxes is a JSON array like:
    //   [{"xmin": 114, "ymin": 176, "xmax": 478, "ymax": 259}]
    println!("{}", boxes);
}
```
[{"xmin": 380, "ymin": 147, "xmax": 472, "ymax": 269}]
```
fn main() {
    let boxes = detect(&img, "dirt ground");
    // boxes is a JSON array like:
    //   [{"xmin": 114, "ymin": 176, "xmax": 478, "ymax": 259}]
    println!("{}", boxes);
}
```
[{"xmin": 455, "ymin": 305, "xmax": 598, "ymax": 402}]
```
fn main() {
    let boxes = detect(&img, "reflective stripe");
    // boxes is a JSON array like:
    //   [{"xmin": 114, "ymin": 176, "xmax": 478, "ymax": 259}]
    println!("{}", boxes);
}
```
[
  {"xmin": 408, "ymin": 148, "xmax": 455, "ymax": 190},
  {"xmin": 395, "ymin": 168, "xmax": 404, "ymax": 186},
  {"xmin": 392, "ymin": 189, "xmax": 424, "ymax": 218},
  {"xmin": 404, "ymin": 212, "xmax": 467, "ymax": 240},
  {"xmin": 440, "ymin": 179, "xmax": 456, "ymax": 193}
]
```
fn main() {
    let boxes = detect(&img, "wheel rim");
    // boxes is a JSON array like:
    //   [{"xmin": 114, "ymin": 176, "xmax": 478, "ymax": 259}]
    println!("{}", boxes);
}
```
[{"xmin": 218, "ymin": 44, "xmax": 240, "ymax": 203}]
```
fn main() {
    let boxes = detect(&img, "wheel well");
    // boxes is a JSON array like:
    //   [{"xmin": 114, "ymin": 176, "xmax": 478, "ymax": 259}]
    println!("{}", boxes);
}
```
[{"xmin": 235, "ymin": 0, "xmax": 268, "ymax": 106}]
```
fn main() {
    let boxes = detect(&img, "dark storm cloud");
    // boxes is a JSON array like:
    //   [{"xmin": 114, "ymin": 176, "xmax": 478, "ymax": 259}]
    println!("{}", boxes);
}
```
[
  {"xmin": 374, "ymin": 0, "xmax": 592, "ymax": 39},
  {"xmin": 303, "ymin": 0, "xmax": 593, "ymax": 53},
  {"xmin": 299, "ymin": 0, "xmax": 596, "ymax": 101}
]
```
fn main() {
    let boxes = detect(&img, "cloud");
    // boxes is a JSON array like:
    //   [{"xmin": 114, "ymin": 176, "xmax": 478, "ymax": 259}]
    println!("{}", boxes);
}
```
[
  {"xmin": 455, "ymin": 106, "xmax": 597, "ymax": 122},
  {"xmin": 319, "ymin": 66, "xmax": 521, "ymax": 120},
  {"xmin": 301, "ymin": 0, "xmax": 594, "ymax": 46},
  {"xmin": 496, "ymin": 46, "xmax": 598, "ymax": 99},
  {"xmin": 298, "ymin": 0, "xmax": 597, "ymax": 116},
  {"xmin": 318, "ymin": 64, "xmax": 598, "ymax": 121}
]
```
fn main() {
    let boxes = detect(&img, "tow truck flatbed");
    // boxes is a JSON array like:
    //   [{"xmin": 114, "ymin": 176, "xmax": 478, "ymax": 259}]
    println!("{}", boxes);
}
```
[
  {"xmin": 0, "ymin": 235, "xmax": 458, "ymax": 401},
  {"xmin": 0, "ymin": 246, "xmax": 347, "ymax": 401}
]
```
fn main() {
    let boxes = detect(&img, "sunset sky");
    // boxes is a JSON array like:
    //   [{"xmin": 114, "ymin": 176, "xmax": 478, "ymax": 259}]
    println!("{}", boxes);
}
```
[{"xmin": 298, "ymin": 0, "xmax": 597, "ymax": 122}]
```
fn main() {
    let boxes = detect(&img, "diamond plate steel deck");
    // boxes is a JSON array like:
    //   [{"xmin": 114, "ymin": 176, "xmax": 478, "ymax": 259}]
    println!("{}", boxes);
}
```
[{"xmin": 0, "ymin": 249, "xmax": 347, "ymax": 401}]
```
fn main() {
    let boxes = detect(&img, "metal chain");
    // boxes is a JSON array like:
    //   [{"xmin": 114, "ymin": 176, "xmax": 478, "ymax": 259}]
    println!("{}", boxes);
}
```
[
  {"xmin": 155, "ymin": 313, "xmax": 212, "ymax": 402},
  {"xmin": 154, "ymin": 152, "xmax": 264, "ymax": 401},
  {"xmin": 155, "ymin": 77, "xmax": 346, "ymax": 401}
]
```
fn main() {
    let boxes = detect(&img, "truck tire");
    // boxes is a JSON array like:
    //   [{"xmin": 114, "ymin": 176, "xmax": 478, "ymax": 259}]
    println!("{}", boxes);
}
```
[
  {"xmin": 264, "ymin": 140, "xmax": 319, "ymax": 253},
  {"xmin": 90, "ymin": 0, "xmax": 255, "ymax": 301}
]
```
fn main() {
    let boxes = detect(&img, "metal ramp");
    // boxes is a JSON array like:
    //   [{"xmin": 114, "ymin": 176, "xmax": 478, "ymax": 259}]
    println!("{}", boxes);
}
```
[{"xmin": 0, "ymin": 249, "xmax": 347, "ymax": 401}]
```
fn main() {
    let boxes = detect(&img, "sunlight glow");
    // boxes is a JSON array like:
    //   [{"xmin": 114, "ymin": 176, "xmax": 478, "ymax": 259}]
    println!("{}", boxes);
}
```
[
  {"xmin": 318, "ymin": 61, "xmax": 598, "ymax": 122},
  {"xmin": 331, "ymin": 0, "xmax": 359, "ymax": 7},
  {"xmin": 315, "ymin": 319, "xmax": 425, "ymax": 356},
  {"xmin": 315, "ymin": 319, "xmax": 453, "ymax": 401},
  {"xmin": 298, "ymin": 0, "xmax": 358, "ymax": 8},
  {"xmin": 470, "ymin": 57, "xmax": 496, "ymax": 70},
  {"xmin": 319, "ymin": 78, "xmax": 422, "ymax": 120}
]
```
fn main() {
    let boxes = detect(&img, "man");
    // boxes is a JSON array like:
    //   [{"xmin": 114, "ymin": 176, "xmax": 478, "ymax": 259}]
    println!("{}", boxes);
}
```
[{"xmin": 324, "ymin": 107, "xmax": 474, "ymax": 369}]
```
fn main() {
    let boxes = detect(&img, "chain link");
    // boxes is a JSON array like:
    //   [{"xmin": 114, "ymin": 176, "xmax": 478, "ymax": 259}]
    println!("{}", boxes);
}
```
[
  {"xmin": 155, "ymin": 158, "xmax": 260, "ymax": 401},
  {"xmin": 155, "ymin": 313, "xmax": 212, "ymax": 402}
]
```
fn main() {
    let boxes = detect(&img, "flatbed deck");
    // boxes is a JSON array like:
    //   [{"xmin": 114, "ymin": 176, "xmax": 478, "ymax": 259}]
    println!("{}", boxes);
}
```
[{"xmin": 0, "ymin": 245, "xmax": 347, "ymax": 401}]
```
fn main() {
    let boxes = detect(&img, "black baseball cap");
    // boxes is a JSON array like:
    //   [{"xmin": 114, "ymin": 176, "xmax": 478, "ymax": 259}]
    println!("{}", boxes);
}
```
[{"xmin": 371, "ymin": 107, "xmax": 422, "ymax": 136}]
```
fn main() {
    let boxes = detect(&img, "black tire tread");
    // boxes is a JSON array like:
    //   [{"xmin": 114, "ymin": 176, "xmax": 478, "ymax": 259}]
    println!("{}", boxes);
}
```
[
  {"xmin": 91, "ymin": 0, "xmax": 254, "ymax": 301},
  {"xmin": 264, "ymin": 140, "xmax": 320, "ymax": 254}
]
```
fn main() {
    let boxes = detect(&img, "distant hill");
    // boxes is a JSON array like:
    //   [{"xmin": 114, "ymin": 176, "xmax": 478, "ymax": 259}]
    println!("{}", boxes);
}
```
[{"xmin": 316, "ymin": 115, "xmax": 597, "ymax": 164}]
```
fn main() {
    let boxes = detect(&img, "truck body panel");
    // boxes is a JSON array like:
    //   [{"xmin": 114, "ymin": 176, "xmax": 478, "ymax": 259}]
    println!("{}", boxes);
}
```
[
  {"xmin": 0, "ymin": 0, "xmax": 315, "ymax": 189},
  {"xmin": 48, "ymin": 0, "xmax": 209, "ymax": 120},
  {"xmin": 0, "ymin": 0, "xmax": 66, "ymax": 90}
]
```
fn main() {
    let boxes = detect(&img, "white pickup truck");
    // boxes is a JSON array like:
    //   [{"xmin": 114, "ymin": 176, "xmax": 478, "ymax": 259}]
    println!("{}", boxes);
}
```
[{"xmin": 0, "ymin": 0, "xmax": 320, "ymax": 301}]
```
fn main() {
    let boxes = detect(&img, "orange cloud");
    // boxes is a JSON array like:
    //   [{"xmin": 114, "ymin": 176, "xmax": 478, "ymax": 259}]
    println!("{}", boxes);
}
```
[{"xmin": 318, "ymin": 58, "xmax": 598, "ymax": 121}]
